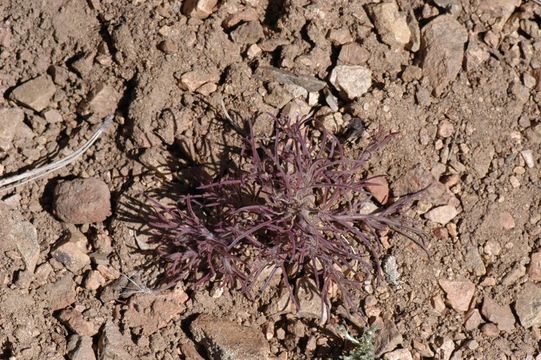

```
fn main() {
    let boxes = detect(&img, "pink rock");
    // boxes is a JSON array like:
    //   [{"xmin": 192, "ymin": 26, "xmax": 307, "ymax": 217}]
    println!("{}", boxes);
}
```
[
  {"xmin": 464, "ymin": 309, "xmax": 484, "ymax": 331},
  {"xmin": 528, "ymin": 250, "xmax": 541, "ymax": 282},
  {"xmin": 481, "ymin": 297, "xmax": 515, "ymax": 332},
  {"xmin": 366, "ymin": 175, "xmax": 389, "ymax": 204},
  {"xmin": 124, "ymin": 288, "xmax": 188, "ymax": 335},
  {"xmin": 58, "ymin": 309, "xmax": 98, "ymax": 336},
  {"xmin": 439, "ymin": 279, "xmax": 475, "ymax": 312},
  {"xmin": 500, "ymin": 211, "xmax": 515, "ymax": 230},
  {"xmin": 425, "ymin": 205, "xmax": 458, "ymax": 225},
  {"xmin": 481, "ymin": 323, "xmax": 499, "ymax": 337},
  {"xmin": 53, "ymin": 178, "xmax": 111, "ymax": 224},
  {"xmin": 438, "ymin": 119, "xmax": 454, "ymax": 138},
  {"xmin": 190, "ymin": 314, "xmax": 271, "ymax": 360}
]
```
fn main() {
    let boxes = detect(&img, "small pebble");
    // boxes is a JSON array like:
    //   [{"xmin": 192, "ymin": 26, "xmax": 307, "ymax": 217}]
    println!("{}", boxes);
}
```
[
  {"xmin": 425, "ymin": 205, "xmax": 459, "ymax": 225},
  {"xmin": 521, "ymin": 149, "xmax": 535, "ymax": 168},
  {"xmin": 438, "ymin": 119, "xmax": 454, "ymax": 138},
  {"xmin": 524, "ymin": 73, "xmax": 537, "ymax": 89},
  {"xmin": 481, "ymin": 323, "xmax": 499, "ymax": 337},
  {"xmin": 509, "ymin": 176, "xmax": 520, "ymax": 188}
]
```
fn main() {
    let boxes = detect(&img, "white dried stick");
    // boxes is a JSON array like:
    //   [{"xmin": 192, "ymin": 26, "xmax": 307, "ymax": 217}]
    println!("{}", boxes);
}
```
[{"xmin": 0, "ymin": 115, "xmax": 113, "ymax": 192}]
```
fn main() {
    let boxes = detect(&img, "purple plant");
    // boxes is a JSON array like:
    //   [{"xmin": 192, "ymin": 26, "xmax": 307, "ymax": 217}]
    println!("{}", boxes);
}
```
[{"xmin": 148, "ymin": 115, "xmax": 421, "ymax": 319}]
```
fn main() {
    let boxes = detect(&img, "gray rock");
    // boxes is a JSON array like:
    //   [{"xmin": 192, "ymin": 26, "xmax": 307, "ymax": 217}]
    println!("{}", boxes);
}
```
[
  {"xmin": 433, "ymin": 0, "xmax": 461, "ymax": 14},
  {"xmin": 0, "ymin": 107, "xmax": 25, "ymax": 151},
  {"xmin": 420, "ymin": 15, "xmax": 467, "ymax": 96},
  {"xmin": 256, "ymin": 65, "xmax": 327, "ymax": 93},
  {"xmin": 375, "ymin": 318, "xmax": 403, "ymax": 356},
  {"xmin": 515, "ymin": 282, "xmax": 541, "ymax": 329},
  {"xmin": 98, "ymin": 321, "xmax": 132, "ymax": 360},
  {"xmin": 10, "ymin": 75, "xmax": 56, "ymax": 112},
  {"xmin": 69, "ymin": 336, "xmax": 96, "ymax": 360},
  {"xmin": 465, "ymin": 245, "xmax": 486, "ymax": 276},
  {"xmin": 383, "ymin": 256, "xmax": 400, "ymax": 287},
  {"xmin": 53, "ymin": 178, "xmax": 111, "ymax": 224},
  {"xmin": 329, "ymin": 65, "xmax": 372, "ymax": 100},
  {"xmin": 39, "ymin": 274, "xmax": 77, "ymax": 311},
  {"xmin": 230, "ymin": 21, "xmax": 264, "ymax": 45},
  {"xmin": 14, "ymin": 220, "xmax": 39, "ymax": 274},
  {"xmin": 0, "ymin": 201, "xmax": 40, "ymax": 273},
  {"xmin": 43, "ymin": 109, "xmax": 63, "ymax": 124},
  {"xmin": 191, "ymin": 314, "xmax": 271, "ymax": 360}
]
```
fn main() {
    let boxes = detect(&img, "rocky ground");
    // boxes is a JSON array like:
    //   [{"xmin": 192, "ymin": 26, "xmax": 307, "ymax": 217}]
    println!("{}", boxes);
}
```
[{"xmin": 1, "ymin": 0, "xmax": 541, "ymax": 359}]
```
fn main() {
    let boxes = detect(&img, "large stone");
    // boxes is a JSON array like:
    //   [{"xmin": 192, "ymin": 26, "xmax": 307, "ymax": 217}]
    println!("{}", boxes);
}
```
[
  {"xmin": 515, "ymin": 282, "xmax": 541, "ymax": 329},
  {"xmin": 0, "ymin": 107, "xmax": 25, "ymax": 151},
  {"xmin": 420, "ymin": 15, "xmax": 467, "ymax": 96},
  {"xmin": 123, "ymin": 288, "xmax": 188, "ymax": 335},
  {"xmin": 367, "ymin": 2, "xmax": 411, "ymax": 48},
  {"xmin": 481, "ymin": 297, "xmax": 515, "ymax": 332},
  {"xmin": 439, "ymin": 279, "xmax": 475, "ymax": 312},
  {"xmin": 0, "ymin": 201, "xmax": 40, "ymax": 273},
  {"xmin": 10, "ymin": 75, "xmax": 56, "ymax": 112},
  {"xmin": 190, "ymin": 314, "xmax": 271, "ymax": 360},
  {"xmin": 53, "ymin": 178, "xmax": 111, "ymax": 224},
  {"xmin": 329, "ymin": 65, "xmax": 372, "ymax": 100}
]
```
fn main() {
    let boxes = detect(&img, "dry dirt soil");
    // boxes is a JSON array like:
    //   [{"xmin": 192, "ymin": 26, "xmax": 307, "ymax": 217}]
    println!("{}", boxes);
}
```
[{"xmin": 1, "ymin": 0, "xmax": 541, "ymax": 359}]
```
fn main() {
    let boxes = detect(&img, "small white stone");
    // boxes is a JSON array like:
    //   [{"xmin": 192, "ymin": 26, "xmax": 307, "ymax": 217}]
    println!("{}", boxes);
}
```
[
  {"xmin": 521, "ymin": 149, "xmax": 535, "ymax": 168},
  {"xmin": 329, "ymin": 65, "xmax": 372, "ymax": 100},
  {"xmin": 509, "ymin": 175, "xmax": 520, "ymax": 188},
  {"xmin": 524, "ymin": 73, "xmax": 537, "ymax": 89},
  {"xmin": 425, "ymin": 205, "xmax": 458, "ymax": 225}
]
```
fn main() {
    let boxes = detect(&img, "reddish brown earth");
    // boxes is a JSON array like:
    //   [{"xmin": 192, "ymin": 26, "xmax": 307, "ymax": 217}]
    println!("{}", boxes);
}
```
[{"xmin": 1, "ymin": 0, "xmax": 541, "ymax": 359}]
